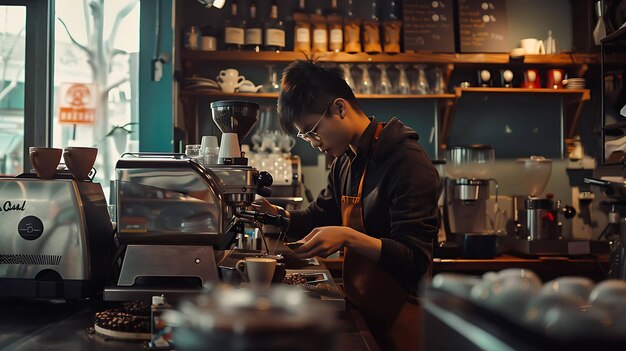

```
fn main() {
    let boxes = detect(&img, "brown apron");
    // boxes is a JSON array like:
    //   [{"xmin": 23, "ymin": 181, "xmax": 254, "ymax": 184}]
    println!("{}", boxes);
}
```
[{"xmin": 341, "ymin": 124, "xmax": 421, "ymax": 351}]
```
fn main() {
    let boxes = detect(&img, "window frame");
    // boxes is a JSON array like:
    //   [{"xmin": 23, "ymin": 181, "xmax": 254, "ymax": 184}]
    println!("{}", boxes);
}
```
[{"xmin": 0, "ymin": 0, "xmax": 54, "ymax": 171}]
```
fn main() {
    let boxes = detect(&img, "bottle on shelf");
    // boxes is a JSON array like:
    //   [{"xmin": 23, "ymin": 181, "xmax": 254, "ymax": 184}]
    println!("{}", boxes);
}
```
[
  {"xmin": 264, "ymin": 0, "xmax": 286, "ymax": 52},
  {"xmin": 311, "ymin": 7, "xmax": 328, "ymax": 53},
  {"xmin": 185, "ymin": 26, "xmax": 201, "ymax": 50},
  {"xmin": 363, "ymin": 0, "xmax": 382, "ymax": 54},
  {"xmin": 293, "ymin": 0, "xmax": 311, "ymax": 54},
  {"xmin": 383, "ymin": 0, "xmax": 402, "ymax": 53},
  {"xmin": 344, "ymin": 0, "xmax": 362, "ymax": 53},
  {"xmin": 244, "ymin": 1, "xmax": 263, "ymax": 52},
  {"xmin": 223, "ymin": 0, "xmax": 244, "ymax": 50},
  {"xmin": 326, "ymin": 0, "xmax": 344, "ymax": 53}
]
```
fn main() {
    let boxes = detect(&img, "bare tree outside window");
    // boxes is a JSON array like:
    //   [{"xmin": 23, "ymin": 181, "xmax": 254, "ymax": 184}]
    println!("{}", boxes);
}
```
[{"xmin": 54, "ymin": 0, "xmax": 139, "ymax": 192}]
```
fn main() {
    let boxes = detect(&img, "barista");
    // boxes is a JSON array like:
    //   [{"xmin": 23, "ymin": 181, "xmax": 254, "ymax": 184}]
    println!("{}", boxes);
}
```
[{"xmin": 253, "ymin": 59, "xmax": 440, "ymax": 351}]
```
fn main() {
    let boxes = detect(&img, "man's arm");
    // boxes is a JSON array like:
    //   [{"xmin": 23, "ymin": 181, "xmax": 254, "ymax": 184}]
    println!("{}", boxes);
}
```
[{"xmin": 378, "ymin": 147, "xmax": 440, "ymax": 291}]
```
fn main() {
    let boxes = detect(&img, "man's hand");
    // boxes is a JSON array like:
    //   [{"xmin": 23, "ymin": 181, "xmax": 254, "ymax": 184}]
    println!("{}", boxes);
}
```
[
  {"xmin": 293, "ymin": 226, "xmax": 382, "ymax": 262},
  {"xmin": 249, "ymin": 198, "xmax": 279, "ymax": 215}
]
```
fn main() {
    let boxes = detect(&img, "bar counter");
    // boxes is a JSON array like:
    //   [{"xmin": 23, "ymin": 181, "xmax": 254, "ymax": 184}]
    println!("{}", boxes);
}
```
[{"xmin": 0, "ymin": 296, "xmax": 376, "ymax": 351}]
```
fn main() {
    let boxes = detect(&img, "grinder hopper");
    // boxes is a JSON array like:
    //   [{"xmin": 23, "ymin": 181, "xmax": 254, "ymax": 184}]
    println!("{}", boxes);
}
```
[
  {"xmin": 210, "ymin": 100, "xmax": 260, "ymax": 164},
  {"xmin": 517, "ymin": 156, "xmax": 552, "ymax": 197}
]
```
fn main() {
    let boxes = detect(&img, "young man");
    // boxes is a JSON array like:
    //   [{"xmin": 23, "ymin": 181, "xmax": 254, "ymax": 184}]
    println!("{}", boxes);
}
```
[{"xmin": 253, "ymin": 59, "xmax": 440, "ymax": 350}]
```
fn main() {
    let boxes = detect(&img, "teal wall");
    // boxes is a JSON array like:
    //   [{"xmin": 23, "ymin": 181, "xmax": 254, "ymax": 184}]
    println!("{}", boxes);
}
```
[{"xmin": 139, "ymin": 0, "xmax": 174, "ymax": 152}]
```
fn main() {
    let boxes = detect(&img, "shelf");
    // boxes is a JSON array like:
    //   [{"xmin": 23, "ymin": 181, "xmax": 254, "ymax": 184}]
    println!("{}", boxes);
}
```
[
  {"xmin": 454, "ymin": 87, "xmax": 591, "ymax": 101},
  {"xmin": 180, "ymin": 90, "xmax": 455, "ymax": 100},
  {"xmin": 181, "ymin": 50, "xmax": 599, "ymax": 65}
]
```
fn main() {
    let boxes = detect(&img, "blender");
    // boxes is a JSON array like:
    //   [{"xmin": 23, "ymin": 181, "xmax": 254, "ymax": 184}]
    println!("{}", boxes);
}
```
[{"xmin": 442, "ymin": 145, "xmax": 498, "ymax": 258}]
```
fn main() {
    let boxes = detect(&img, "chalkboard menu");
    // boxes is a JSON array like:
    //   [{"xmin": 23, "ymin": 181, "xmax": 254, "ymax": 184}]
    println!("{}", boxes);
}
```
[
  {"xmin": 403, "ymin": 0, "xmax": 455, "ymax": 53},
  {"xmin": 457, "ymin": 0, "xmax": 509, "ymax": 52}
]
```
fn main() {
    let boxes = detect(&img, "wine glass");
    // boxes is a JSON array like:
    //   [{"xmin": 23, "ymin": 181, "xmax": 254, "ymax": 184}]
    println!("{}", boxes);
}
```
[
  {"xmin": 431, "ymin": 66, "xmax": 447, "ymax": 94},
  {"xmin": 395, "ymin": 64, "xmax": 411, "ymax": 95},
  {"xmin": 377, "ymin": 64, "xmax": 393, "ymax": 95},
  {"xmin": 413, "ymin": 64, "xmax": 429, "ymax": 94},
  {"xmin": 262, "ymin": 65, "xmax": 281, "ymax": 93},
  {"xmin": 357, "ymin": 64, "xmax": 373, "ymax": 94},
  {"xmin": 340, "ymin": 63, "xmax": 356, "ymax": 91}
]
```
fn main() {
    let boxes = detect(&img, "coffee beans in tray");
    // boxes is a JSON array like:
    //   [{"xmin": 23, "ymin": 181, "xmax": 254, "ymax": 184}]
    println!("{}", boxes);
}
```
[
  {"xmin": 283, "ymin": 273, "xmax": 308, "ymax": 286},
  {"xmin": 93, "ymin": 301, "xmax": 151, "ymax": 341}
]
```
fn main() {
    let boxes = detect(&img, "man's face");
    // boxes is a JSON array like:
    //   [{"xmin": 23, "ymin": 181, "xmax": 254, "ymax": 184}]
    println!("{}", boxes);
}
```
[{"xmin": 294, "ymin": 103, "xmax": 349, "ymax": 157}]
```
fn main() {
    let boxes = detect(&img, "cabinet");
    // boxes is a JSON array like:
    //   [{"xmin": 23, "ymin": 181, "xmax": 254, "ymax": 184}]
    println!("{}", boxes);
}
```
[
  {"xmin": 601, "ymin": 26, "xmax": 626, "ymax": 165},
  {"xmin": 180, "ymin": 50, "xmax": 596, "ymax": 158}
]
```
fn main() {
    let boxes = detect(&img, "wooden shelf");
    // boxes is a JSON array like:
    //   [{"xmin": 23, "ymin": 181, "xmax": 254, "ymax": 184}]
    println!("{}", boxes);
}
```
[
  {"xmin": 454, "ymin": 87, "xmax": 591, "ymax": 101},
  {"xmin": 180, "ymin": 52, "xmax": 596, "ymax": 155},
  {"xmin": 181, "ymin": 50, "xmax": 599, "ymax": 65},
  {"xmin": 180, "ymin": 90, "xmax": 455, "ymax": 100}
]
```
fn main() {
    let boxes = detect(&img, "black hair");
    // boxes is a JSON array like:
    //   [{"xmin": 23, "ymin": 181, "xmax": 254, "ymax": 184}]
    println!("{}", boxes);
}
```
[{"xmin": 277, "ymin": 59, "xmax": 361, "ymax": 134}]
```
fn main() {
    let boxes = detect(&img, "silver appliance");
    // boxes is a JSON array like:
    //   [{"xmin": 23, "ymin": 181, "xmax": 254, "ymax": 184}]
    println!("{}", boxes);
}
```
[
  {"xmin": 442, "ymin": 145, "xmax": 498, "ymax": 258},
  {"xmin": 105, "ymin": 101, "xmax": 279, "ymax": 301},
  {"xmin": 0, "ymin": 174, "xmax": 114, "ymax": 299},
  {"xmin": 507, "ymin": 157, "xmax": 607, "ymax": 256}
]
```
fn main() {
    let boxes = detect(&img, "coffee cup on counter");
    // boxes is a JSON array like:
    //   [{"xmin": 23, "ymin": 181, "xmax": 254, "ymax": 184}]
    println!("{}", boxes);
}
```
[
  {"xmin": 29, "ymin": 147, "xmax": 62, "ymax": 179},
  {"xmin": 63, "ymin": 146, "xmax": 98, "ymax": 181},
  {"xmin": 236, "ymin": 257, "xmax": 276, "ymax": 289}
]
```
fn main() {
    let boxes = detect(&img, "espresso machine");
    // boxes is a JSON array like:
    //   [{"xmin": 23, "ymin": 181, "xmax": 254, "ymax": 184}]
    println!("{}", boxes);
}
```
[
  {"xmin": 105, "ymin": 101, "xmax": 281, "ymax": 301},
  {"xmin": 442, "ymin": 145, "xmax": 498, "ymax": 258},
  {"xmin": 0, "ymin": 173, "xmax": 114, "ymax": 299},
  {"xmin": 507, "ymin": 156, "xmax": 608, "ymax": 256}
]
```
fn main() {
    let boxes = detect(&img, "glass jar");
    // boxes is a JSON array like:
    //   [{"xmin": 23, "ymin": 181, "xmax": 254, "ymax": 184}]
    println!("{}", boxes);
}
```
[{"xmin": 185, "ymin": 144, "xmax": 202, "ymax": 162}]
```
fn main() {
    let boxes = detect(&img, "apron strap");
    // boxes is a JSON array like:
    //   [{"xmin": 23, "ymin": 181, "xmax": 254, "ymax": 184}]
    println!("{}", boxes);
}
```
[{"xmin": 355, "ymin": 124, "xmax": 383, "ymax": 198}]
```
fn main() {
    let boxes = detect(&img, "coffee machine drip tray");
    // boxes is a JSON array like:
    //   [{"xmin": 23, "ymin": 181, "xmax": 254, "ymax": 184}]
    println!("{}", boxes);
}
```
[{"xmin": 504, "ymin": 236, "xmax": 609, "ymax": 257}]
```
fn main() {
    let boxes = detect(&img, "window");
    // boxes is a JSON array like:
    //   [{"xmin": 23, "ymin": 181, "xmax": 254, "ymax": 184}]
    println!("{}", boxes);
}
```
[
  {"xmin": 52, "ymin": 0, "xmax": 140, "ymax": 195},
  {"xmin": 0, "ymin": 5, "xmax": 25, "ymax": 175}
]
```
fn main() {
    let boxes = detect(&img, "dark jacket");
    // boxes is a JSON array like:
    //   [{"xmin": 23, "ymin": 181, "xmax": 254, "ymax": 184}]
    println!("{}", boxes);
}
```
[{"xmin": 287, "ymin": 117, "xmax": 441, "ymax": 294}]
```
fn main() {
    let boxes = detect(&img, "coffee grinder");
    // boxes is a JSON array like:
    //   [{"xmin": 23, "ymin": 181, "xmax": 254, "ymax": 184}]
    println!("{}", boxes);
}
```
[
  {"xmin": 507, "ymin": 156, "xmax": 607, "ymax": 256},
  {"xmin": 442, "ymin": 145, "xmax": 498, "ymax": 258}
]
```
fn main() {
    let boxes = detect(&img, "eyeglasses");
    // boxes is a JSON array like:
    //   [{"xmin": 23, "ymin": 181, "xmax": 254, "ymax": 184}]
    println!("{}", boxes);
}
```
[{"xmin": 296, "ymin": 103, "xmax": 332, "ymax": 143}]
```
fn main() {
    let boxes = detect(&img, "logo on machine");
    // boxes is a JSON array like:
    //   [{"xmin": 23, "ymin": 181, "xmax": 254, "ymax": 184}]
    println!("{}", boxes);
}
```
[
  {"xmin": 18, "ymin": 216, "xmax": 44, "ymax": 240},
  {"xmin": 0, "ymin": 200, "xmax": 26, "ymax": 212}
]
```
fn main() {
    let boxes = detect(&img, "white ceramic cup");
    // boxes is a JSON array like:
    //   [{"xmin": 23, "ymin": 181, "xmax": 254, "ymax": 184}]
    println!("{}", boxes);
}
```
[
  {"xmin": 520, "ymin": 38, "xmax": 545, "ymax": 55},
  {"xmin": 217, "ymin": 70, "xmax": 245, "ymax": 93},
  {"xmin": 218, "ymin": 69, "xmax": 241, "ymax": 80},
  {"xmin": 236, "ymin": 258, "xmax": 276, "ymax": 289},
  {"xmin": 201, "ymin": 36, "xmax": 217, "ymax": 51}
]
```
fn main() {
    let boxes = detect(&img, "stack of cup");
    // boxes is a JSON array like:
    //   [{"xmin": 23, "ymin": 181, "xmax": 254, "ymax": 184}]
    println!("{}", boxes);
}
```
[{"xmin": 201, "ymin": 136, "xmax": 220, "ymax": 165}]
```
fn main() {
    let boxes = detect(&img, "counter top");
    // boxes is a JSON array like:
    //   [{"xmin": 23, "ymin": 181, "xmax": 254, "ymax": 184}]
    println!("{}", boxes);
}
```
[{"xmin": 0, "ymin": 297, "xmax": 376, "ymax": 351}]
